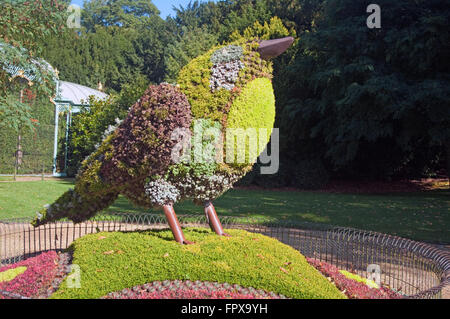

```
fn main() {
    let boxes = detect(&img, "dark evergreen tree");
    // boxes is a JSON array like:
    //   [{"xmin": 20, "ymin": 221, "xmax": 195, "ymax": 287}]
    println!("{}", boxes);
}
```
[{"xmin": 279, "ymin": 0, "xmax": 450, "ymax": 179}]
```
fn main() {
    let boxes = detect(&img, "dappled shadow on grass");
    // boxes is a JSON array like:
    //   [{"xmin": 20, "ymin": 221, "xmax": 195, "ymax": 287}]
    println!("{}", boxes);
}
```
[
  {"xmin": 1, "ymin": 178, "xmax": 448, "ymax": 244},
  {"xmin": 53, "ymin": 178, "xmax": 76, "ymax": 185},
  {"xmin": 121, "ymin": 227, "xmax": 213, "ymax": 243},
  {"xmin": 118, "ymin": 228, "xmax": 177, "ymax": 243},
  {"xmin": 103, "ymin": 188, "xmax": 450, "ymax": 243}
]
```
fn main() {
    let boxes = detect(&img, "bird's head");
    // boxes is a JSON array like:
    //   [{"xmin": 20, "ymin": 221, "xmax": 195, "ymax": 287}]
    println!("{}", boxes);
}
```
[
  {"xmin": 177, "ymin": 36, "xmax": 294, "ymax": 168},
  {"xmin": 178, "ymin": 37, "xmax": 294, "ymax": 122}
]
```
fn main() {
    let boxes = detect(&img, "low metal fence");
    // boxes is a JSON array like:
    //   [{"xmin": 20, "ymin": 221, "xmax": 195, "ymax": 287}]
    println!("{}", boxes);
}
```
[{"xmin": 1, "ymin": 213, "xmax": 449, "ymax": 299}]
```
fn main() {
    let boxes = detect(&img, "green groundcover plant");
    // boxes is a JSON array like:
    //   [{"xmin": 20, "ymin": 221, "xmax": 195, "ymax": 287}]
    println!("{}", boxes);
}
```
[
  {"xmin": 0, "ymin": 267, "xmax": 27, "ymax": 283},
  {"xmin": 339, "ymin": 270, "xmax": 379, "ymax": 289},
  {"xmin": 53, "ymin": 229, "xmax": 345, "ymax": 299}
]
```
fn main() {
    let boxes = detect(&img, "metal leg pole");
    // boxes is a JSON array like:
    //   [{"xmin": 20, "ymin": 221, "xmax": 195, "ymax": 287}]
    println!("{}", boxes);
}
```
[
  {"xmin": 204, "ymin": 201, "xmax": 230, "ymax": 237},
  {"xmin": 163, "ymin": 204, "xmax": 193, "ymax": 245}
]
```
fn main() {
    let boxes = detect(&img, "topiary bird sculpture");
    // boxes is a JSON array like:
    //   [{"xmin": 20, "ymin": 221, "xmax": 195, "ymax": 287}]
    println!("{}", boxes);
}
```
[{"xmin": 32, "ymin": 37, "xmax": 294, "ymax": 244}]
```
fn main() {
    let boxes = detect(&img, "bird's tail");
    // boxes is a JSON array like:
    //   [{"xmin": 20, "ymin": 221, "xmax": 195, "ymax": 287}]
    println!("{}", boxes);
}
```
[
  {"xmin": 31, "ymin": 188, "xmax": 119, "ymax": 227},
  {"xmin": 32, "ymin": 136, "xmax": 121, "ymax": 227}
]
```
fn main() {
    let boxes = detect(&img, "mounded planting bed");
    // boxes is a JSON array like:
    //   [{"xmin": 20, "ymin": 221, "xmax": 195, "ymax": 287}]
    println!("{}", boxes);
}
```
[{"xmin": 52, "ymin": 229, "xmax": 345, "ymax": 299}]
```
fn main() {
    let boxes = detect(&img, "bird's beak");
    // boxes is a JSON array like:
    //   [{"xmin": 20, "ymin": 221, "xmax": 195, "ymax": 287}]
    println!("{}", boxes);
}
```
[{"xmin": 257, "ymin": 36, "xmax": 295, "ymax": 60}]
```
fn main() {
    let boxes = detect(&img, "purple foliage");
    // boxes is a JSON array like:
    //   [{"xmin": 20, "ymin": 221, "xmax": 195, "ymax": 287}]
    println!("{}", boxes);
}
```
[
  {"xmin": 102, "ymin": 280, "xmax": 286, "ymax": 299},
  {"xmin": 307, "ymin": 258, "xmax": 402, "ymax": 299},
  {"xmin": 0, "ymin": 251, "xmax": 71, "ymax": 299},
  {"xmin": 100, "ymin": 83, "xmax": 192, "ymax": 186}
]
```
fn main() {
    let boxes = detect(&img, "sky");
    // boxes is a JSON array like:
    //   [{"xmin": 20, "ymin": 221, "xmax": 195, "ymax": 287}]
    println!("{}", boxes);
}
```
[{"xmin": 70, "ymin": 0, "xmax": 217, "ymax": 19}]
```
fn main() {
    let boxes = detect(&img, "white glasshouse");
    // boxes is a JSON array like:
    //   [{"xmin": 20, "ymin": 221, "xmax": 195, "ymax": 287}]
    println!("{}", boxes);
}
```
[{"xmin": 53, "ymin": 81, "xmax": 107, "ymax": 176}]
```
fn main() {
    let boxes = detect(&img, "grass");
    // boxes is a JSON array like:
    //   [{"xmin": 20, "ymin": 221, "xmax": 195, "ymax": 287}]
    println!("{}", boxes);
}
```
[
  {"xmin": 0, "ymin": 179, "xmax": 448, "ymax": 243},
  {"xmin": 52, "ymin": 229, "xmax": 345, "ymax": 299}
]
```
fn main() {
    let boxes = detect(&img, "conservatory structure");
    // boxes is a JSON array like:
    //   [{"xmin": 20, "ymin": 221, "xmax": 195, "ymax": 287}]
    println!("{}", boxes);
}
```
[
  {"xmin": 0, "ymin": 40, "xmax": 108, "ymax": 177},
  {"xmin": 52, "ymin": 81, "xmax": 108, "ymax": 176}
]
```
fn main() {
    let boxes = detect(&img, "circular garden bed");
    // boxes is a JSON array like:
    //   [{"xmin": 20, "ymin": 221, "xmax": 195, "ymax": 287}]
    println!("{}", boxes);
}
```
[{"xmin": 0, "ymin": 228, "xmax": 414, "ymax": 299}]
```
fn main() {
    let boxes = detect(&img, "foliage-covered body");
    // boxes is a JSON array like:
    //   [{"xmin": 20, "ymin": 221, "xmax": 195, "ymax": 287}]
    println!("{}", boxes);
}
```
[
  {"xmin": 0, "ymin": 0, "xmax": 64, "ymax": 138},
  {"xmin": 33, "ymin": 38, "xmax": 284, "ymax": 227}
]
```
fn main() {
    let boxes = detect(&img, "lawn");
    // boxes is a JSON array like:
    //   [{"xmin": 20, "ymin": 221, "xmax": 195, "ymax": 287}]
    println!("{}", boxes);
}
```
[{"xmin": 0, "ymin": 179, "xmax": 448, "ymax": 243}]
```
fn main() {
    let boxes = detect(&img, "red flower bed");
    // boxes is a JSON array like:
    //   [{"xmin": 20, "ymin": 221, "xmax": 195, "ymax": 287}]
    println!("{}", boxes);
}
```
[
  {"xmin": 306, "ymin": 258, "xmax": 401, "ymax": 299},
  {"xmin": 103, "ymin": 281, "xmax": 286, "ymax": 299},
  {"xmin": 0, "ymin": 251, "xmax": 70, "ymax": 299}
]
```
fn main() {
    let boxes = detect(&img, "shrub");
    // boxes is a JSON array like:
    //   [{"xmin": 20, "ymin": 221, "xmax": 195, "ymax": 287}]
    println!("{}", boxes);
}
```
[
  {"xmin": 211, "ymin": 45, "xmax": 244, "ymax": 64},
  {"xmin": 177, "ymin": 45, "xmax": 231, "ymax": 122},
  {"xmin": 144, "ymin": 179, "xmax": 180, "ymax": 207},
  {"xmin": 177, "ymin": 39, "xmax": 273, "ymax": 128},
  {"xmin": 210, "ymin": 60, "xmax": 245, "ymax": 91},
  {"xmin": 174, "ymin": 39, "xmax": 276, "ymax": 202},
  {"xmin": 210, "ymin": 45, "xmax": 245, "ymax": 91},
  {"xmin": 33, "ymin": 83, "xmax": 192, "ymax": 225}
]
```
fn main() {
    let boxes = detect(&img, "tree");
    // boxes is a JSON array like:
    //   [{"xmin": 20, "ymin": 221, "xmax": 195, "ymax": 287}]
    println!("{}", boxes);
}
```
[
  {"xmin": 0, "ymin": 0, "xmax": 67, "ymax": 56},
  {"xmin": 42, "ymin": 1, "xmax": 169, "ymax": 91},
  {"xmin": 0, "ymin": 0, "xmax": 66, "ymax": 101},
  {"xmin": 42, "ymin": 26, "xmax": 145, "ymax": 92},
  {"xmin": 217, "ymin": 0, "xmax": 272, "ymax": 41},
  {"xmin": 265, "ymin": 0, "xmax": 323, "ymax": 34},
  {"xmin": 0, "ymin": 0, "xmax": 66, "ymax": 128},
  {"xmin": 164, "ymin": 25, "xmax": 218, "ymax": 83},
  {"xmin": 228, "ymin": 16, "xmax": 295, "ymax": 41},
  {"xmin": 170, "ymin": 0, "xmax": 273, "ymax": 42},
  {"xmin": 0, "ymin": 0, "xmax": 66, "ymax": 178},
  {"xmin": 82, "ymin": 0, "xmax": 160, "ymax": 31},
  {"xmin": 279, "ymin": 0, "xmax": 450, "ymax": 179},
  {"xmin": 134, "ymin": 15, "xmax": 171, "ymax": 84}
]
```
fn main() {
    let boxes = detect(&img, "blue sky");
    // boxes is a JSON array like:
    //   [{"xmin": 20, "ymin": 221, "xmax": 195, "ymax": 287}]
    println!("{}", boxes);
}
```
[{"xmin": 70, "ymin": 0, "xmax": 217, "ymax": 19}]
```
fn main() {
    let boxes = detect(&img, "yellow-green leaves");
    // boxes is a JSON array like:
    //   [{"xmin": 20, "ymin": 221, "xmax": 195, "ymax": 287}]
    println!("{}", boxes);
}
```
[
  {"xmin": 0, "ymin": 267, "xmax": 27, "ymax": 283},
  {"xmin": 226, "ymin": 78, "xmax": 275, "ymax": 165}
]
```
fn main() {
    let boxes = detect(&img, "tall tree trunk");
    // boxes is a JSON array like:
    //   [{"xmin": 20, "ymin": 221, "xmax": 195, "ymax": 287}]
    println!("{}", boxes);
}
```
[
  {"xmin": 446, "ymin": 139, "xmax": 450, "ymax": 188},
  {"xmin": 14, "ymin": 89, "xmax": 25, "ymax": 180}
]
